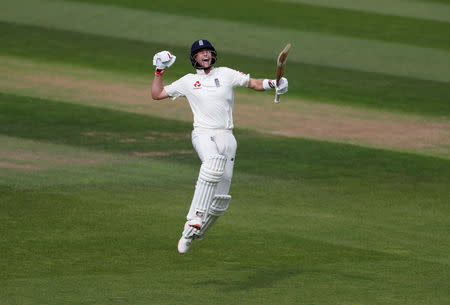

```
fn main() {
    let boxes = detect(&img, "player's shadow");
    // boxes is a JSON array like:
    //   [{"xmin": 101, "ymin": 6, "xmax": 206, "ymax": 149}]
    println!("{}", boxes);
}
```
[
  {"xmin": 194, "ymin": 265, "xmax": 300, "ymax": 291},
  {"xmin": 194, "ymin": 264, "xmax": 375, "ymax": 291}
]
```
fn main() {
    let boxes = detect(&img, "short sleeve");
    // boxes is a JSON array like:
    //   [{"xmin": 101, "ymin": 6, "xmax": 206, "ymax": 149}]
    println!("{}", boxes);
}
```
[
  {"xmin": 164, "ymin": 77, "xmax": 186, "ymax": 100},
  {"xmin": 224, "ymin": 68, "xmax": 250, "ymax": 88}
]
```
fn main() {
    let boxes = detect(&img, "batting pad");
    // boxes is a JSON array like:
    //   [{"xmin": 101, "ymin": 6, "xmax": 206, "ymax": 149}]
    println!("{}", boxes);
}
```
[
  {"xmin": 182, "ymin": 220, "xmax": 201, "ymax": 239},
  {"xmin": 188, "ymin": 155, "xmax": 227, "ymax": 220},
  {"xmin": 198, "ymin": 194, "xmax": 231, "ymax": 238}
]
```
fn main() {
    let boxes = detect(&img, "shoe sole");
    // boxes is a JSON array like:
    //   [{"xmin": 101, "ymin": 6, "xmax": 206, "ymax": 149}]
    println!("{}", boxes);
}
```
[
  {"xmin": 177, "ymin": 237, "xmax": 193, "ymax": 255},
  {"xmin": 177, "ymin": 238, "xmax": 186, "ymax": 255}
]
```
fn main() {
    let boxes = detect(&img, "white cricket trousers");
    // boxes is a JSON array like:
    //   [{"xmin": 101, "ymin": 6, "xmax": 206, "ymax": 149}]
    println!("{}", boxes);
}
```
[{"xmin": 187, "ymin": 128, "xmax": 237, "ymax": 219}]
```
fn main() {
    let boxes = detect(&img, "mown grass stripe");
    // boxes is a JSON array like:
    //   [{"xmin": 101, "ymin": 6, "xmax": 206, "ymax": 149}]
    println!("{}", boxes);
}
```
[
  {"xmin": 277, "ymin": 0, "xmax": 450, "ymax": 23},
  {"xmin": 70, "ymin": 0, "xmax": 450, "ymax": 52},
  {"xmin": 1, "ymin": 23, "xmax": 449, "ymax": 117},
  {"xmin": 2, "ymin": 54, "xmax": 449, "ymax": 159},
  {"xmin": 1, "ymin": 0, "xmax": 450, "ymax": 83},
  {"xmin": 1, "ymin": 91, "xmax": 449, "ymax": 181}
]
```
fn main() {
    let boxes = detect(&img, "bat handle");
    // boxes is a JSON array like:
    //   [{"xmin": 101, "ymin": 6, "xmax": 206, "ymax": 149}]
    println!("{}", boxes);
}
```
[{"xmin": 274, "ymin": 93, "xmax": 281, "ymax": 104}]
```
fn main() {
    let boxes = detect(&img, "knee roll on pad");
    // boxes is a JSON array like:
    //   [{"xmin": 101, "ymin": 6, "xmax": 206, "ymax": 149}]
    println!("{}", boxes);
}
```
[
  {"xmin": 199, "ymin": 155, "xmax": 227, "ymax": 183},
  {"xmin": 189, "ymin": 155, "xmax": 227, "ymax": 218}
]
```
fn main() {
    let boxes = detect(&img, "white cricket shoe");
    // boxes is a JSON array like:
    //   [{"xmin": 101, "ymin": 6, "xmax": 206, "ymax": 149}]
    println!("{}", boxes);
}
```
[
  {"xmin": 177, "ymin": 218, "xmax": 202, "ymax": 254},
  {"xmin": 177, "ymin": 236, "xmax": 193, "ymax": 254}
]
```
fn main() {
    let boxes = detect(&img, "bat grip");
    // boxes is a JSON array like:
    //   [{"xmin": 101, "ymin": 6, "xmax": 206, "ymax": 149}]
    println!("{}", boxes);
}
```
[
  {"xmin": 274, "ymin": 78, "xmax": 281, "ymax": 103},
  {"xmin": 274, "ymin": 93, "xmax": 281, "ymax": 104}
]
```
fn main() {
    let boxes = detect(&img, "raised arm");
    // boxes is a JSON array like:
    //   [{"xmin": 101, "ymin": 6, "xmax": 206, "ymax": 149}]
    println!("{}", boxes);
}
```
[
  {"xmin": 151, "ymin": 51, "xmax": 176, "ymax": 100},
  {"xmin": 151, "ymin": 70, "xmax": 169, "ymax": 100},
  {"xmin": 248, "ymin": 77, "xmax": 288, "ymax": 95},
  {"xmin": 247, "ymin": 78, "xmax": 266, "ymax": 91}
]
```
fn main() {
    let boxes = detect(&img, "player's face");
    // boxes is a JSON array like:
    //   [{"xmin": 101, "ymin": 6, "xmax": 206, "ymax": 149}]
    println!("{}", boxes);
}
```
[{"xmin": 195, "ymin": 49, "xmax": 212, "ymax": 68}]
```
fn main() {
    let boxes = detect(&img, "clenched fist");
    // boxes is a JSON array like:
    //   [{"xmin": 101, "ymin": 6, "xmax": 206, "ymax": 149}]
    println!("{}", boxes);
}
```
[{"xmin": 153, "ymin": 51, "xmax": 176, "ymax": 70}]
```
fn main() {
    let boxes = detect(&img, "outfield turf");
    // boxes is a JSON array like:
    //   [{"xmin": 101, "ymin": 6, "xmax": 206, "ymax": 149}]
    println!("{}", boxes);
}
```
[{"xmin": 1, "ymin": 0, "xmax": 449, "ymax": 304}]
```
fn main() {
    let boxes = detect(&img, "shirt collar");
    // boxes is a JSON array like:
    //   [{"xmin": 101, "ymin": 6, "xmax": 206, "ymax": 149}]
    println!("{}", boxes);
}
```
[{"xmin": 196, "ymin": 67, "xmax": 215, "ymax": 75}]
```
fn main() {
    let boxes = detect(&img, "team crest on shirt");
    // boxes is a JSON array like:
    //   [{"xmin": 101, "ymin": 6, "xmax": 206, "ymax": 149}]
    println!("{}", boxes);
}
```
[{"xmin": 193, "ymin": 81, "xmax": 202, "ymax": 89}]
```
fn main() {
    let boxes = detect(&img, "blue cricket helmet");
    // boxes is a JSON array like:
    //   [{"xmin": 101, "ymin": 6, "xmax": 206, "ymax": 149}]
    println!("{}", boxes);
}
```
[{"xmin": 190, "ymin": 39, "xmax": 217, "ymax": 69}]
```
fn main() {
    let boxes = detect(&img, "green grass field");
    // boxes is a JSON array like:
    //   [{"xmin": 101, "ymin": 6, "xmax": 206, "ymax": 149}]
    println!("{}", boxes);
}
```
[{"xmin": 1, "ymin": 0, "xmax": 449, "ymax": 304}]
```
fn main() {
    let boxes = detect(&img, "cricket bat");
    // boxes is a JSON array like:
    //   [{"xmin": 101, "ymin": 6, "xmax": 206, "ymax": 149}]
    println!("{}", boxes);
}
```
[{"xmin": 274, "ymin": 43, "xmax": 291, "ymax": 104}]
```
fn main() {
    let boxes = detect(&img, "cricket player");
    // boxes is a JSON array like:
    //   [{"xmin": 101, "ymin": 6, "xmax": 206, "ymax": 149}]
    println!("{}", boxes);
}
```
[{"xmin": 151, "ymin": 39, "xmax": 288, "ymax": 254}]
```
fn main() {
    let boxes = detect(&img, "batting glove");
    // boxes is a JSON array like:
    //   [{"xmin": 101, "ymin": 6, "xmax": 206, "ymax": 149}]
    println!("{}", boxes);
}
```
[
  {"xmin": 153, "ymin": 51, "xmax": 176, "ymax": 70},
  {"xmin": 276, "ymin": 77, "xmax": 288, "ymax": 95}
]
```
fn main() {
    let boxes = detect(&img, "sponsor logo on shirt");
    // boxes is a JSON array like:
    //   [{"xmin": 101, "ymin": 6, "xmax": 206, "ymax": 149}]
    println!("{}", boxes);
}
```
[{"xmin": 194, "ymin": 81, "xmax": 202, "ymax": 89}]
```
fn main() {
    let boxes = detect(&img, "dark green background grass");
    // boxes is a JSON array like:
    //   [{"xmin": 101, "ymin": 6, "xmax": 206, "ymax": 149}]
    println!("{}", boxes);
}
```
[
  {"xmin": 1, "ymin": 0, "xmax": 449, "ymax": 304},
  {"xmin": 2, "ymin": 93, "xmax": 449, "ymax": 182}
]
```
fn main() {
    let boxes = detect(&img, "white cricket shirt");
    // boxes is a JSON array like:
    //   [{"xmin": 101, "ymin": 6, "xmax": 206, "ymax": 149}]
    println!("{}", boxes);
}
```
[{"xmin": 164, "ymin": 67, "xmax": 250, "ymax": 129}]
